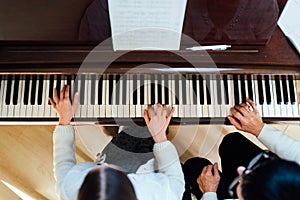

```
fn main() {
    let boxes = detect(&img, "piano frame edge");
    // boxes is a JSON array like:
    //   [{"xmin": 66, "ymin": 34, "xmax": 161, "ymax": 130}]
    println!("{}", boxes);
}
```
[{"xmin": 0, "ymin": 117, "xmax": 299, "ymax": 125}]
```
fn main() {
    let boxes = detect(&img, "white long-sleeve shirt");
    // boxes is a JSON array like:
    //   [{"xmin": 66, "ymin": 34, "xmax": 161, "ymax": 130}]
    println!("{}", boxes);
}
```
[{"xmin": 53, "ymin": 125, "xmax": 184, "ymax": 200}]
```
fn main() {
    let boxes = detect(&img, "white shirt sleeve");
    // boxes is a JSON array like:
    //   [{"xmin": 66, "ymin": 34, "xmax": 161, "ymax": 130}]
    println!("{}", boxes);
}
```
[{"xmin": 258, "ymin": 124, "xmax": 300, "ymax": 165}]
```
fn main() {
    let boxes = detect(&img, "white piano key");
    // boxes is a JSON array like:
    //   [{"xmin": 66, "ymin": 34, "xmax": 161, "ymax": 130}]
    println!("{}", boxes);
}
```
[
  {"xmin": 266, "ymin": 76, "xmax": 275, "ymax": 117},
  {"xmin": 99, "ymin": 105, "xmax": 106, "ymax": 118},
  {"xmin": 136, "ymin": 75, "xmax": 142, "ymax": 117},
  {"xmin": 106, "ymin": 105, "xmax": 112, "ymax": 118},
  {"xmin": 1, "ymin": 77, "xmax": 8, "ymax": 117},
  {"xmin": 117, "ymin": 105, "xmax": 124, "ymax": 118},
  {"xmin": 220, "ymin": 76, "xmax": 227, "ymax": 117},
  {"xmin": 129, "ymin": 75, "xmax": 135, "ymax": 117},
  {"xmin": 253, "ymin": 77, "xmax": 262, "ymax": 116},
  {"xmin": 112, "ymin": 105, "xmax": 118, "ymax": 118},
  {"xmin": 161, "ymin": 75, "xmax": 165, "ymax": 104},
  {"xmin": 154, "ymin": 75, "xmax": 158, "ymax": 104},
  {"xmin": 291, "ymin": 78, "xmax": 299, "ymax": 116},
  {"xmin": 7, "ymin": 78, "xmax": 15, "ymax": 117},
  {"xmin": 212, "ymin": 77, "xmax": 221, "ymax": 117},
  {"xmin": 74, "ymin": 78, "xmax": 81, "ymax": 118},
  {"xmin": 202, "ymin": 78, "xmax": 209, "ymax": 117},
  {"xmin": 93, "ymin": 78, "xmax": 100, "ymax": 117},
  {"xmin": 271, "ymin": 76, "xmax": 281, "ymax": 117},
  {"xmin": 86, "ymin": 76, "xmax": 94, "ymax": 117}
]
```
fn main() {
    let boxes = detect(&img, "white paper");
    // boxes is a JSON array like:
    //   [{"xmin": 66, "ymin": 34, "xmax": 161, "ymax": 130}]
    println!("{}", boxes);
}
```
[
  {"xmin": 278, "ymin": 0, "xmax": 300, "ymax": 54},
  {"xmin": 108, "ymin": 0, "xmax": 187, "ymax": 50}
]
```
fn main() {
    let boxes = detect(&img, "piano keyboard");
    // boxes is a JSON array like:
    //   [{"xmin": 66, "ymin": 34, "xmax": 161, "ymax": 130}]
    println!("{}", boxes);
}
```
[{"xmin": 0, "ymin": 74, "xmax": 299, "ymax": 124}]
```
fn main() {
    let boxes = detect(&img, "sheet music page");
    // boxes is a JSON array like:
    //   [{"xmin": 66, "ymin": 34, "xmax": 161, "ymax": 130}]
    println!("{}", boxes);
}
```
[
  {"xmin": 278, "ymin": 0, "xmax": 300, "ymax": 54},
  {"xmin": 108, "ymin": 0, "xmax": 187, "ymax": 50}
]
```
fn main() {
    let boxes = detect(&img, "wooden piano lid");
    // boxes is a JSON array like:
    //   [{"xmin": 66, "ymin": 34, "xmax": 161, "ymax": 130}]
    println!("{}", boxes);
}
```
[{"xmin": 0, "ymin": 27, "xmax": 299, "ymax": 74}]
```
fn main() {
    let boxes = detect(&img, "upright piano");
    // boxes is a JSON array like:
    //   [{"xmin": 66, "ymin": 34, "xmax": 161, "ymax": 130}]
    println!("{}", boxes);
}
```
[{"xmin": 0, "ymin": 27, "xmax": 299, "ymax": 125}]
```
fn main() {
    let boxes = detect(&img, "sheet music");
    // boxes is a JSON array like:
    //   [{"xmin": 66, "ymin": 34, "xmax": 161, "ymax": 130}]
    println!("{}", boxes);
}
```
[
  {"xmin": 278, "ymin": 0, "xmax": 300, "ymax": 54},
  {"xmin": 108, "ymin": 0, "xmax": 187, "ymax": 50}
]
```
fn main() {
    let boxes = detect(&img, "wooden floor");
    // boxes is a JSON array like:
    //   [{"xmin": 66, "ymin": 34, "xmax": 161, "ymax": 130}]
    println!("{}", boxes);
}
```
[{"xmin": 0, "ymin": 124, "xmax": 299, "ymax": 199}]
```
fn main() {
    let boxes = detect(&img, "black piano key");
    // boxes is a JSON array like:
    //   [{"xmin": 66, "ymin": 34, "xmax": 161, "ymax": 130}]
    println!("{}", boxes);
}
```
[
  {"xmin": 288, "ymin": 75, "xmax": 296, "ymax": 104},
  {"xmin": 257, "ymin": 75, "xmax": 264, "ymax": 105},
  {"xmin": 24, "ymin": 75, "xmax": 31, "ymax": 105},
  {"xmin": 67, "ymin": 75, "xmax": 72, "ymax": 100},
  {"xmin": 98, "ymin": 75, "xmax": 103, "ymax": 105},
  {"xmin": 140, "ymin": 74, "xmax": 145, "ymax": 105},
  {"xmin": 80, "ymin": 74, "xmax": 86, "ymax": 105},
  {"xmin": 151, "ymin": 74, "xmax": 155, "ymax": 105},
  {"xmin": 205, "ymin": 75, "xmax": 211, "ymax": 105},
  {"xmin": 5, "ymin": 75, "xmax": 13, "ymax": 105},
  {"xmin": 13, "ymin": 75, "xmax": 20, "ymax": 105},
  {"xmin": 157, "ymin": 74, "xmax": 162, "ymax": 104},
  {"xmin": 108, "ymin": 74, "xmax": 114, "ymax": 105},
  {"xmin": 191, "ymin": 75, "xmax": 197, "ymax": 104},
  {"xmin": 30, "ymin": 75, "xmax": 37, "ymax": 105},
  {"xmin": 174, "ymin": 75, "xmax": 179, "ymax": 105},
  {"xmin": 199, "ymin": 75, "xmax": 204, "ymax": 105},
  {"xmin": 48, "ymin": 75, "xmax": 54, "ymax": 105},
  {"xmin": 247, "ymin": 75, "xmax": 254, "ymax": 101},
  {"xmin": 122, "ymin": 75, "xmax": 127, "ymax": 105},
  {"xmin": 223, "ymin": 75, "xmax": 229, "ymax": 104},
  {"xmin": 240, "ymin": 75, "xmax": 246, "ymax": 103},
  {"xmin": 281, "ymin": 75, "xmax": 289, "ymax": 104},
  {"xmin": 264, "ymin": 75, "xmax": 272, "ymax": 105},
  {"xmin": 133, "ymin": 74, "xmax": 138, "ymax": 105},
  {"xmin": 216, "ymin": 75, "xmax": 222, "ymax": 105},
  {"xmin": 37, "ymin": 75, "xmax": 44, "ymax": 105},
  {"xmin": 115, "ymin": 74, "xmax": 121, "ymax": 105},
  {"xmin": 56, "ymin": 75, "xmax": 61, "ymax": 99},
  {"xmin": 233, "ymin": 74, "xmax": 239, "ymax": 105},
  {"xmin": 91, "ymin": 74, "xmax": 96, "ymax": 105},
  {"xmin": 274, "ymin": 75, "xmax": 282, "ymax": 104},
  {"xmin": 182, "ymin": 75, "xmax": 187, "ymax": 105},
  {"xmin": 73, "ymin": 75, "xmax": 78, "ymax": 102},
  {"xmin": 164, "ymin": 75, "xmax": 169, "ymax": 105}
]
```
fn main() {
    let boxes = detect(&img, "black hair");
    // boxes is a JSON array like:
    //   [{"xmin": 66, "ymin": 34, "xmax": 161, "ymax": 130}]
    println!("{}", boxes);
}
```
[
  {"xmin": 77, "ymin": 165, "xmax": 137, "ymax": 200},
  {"xmin": 241, "ymin": 159, "xmax": 300, "ymax": 200}
]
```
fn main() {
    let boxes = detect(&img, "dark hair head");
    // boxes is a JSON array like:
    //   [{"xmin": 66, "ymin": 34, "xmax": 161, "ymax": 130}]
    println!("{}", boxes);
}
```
[
  {"xmin": 241, "ymin": 159, "xmax": 300, "ymax": 200},
  {"xmin": 77, "ymin": 165, "xmax": 137, "ymax": 200}
]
